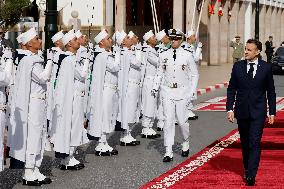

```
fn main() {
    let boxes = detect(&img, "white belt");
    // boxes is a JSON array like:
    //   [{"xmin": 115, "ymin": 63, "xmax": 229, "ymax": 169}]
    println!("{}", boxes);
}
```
[
  {"xmin": 128, "ymin": 79, "xmax": 140, "ymax": 85},
  {"xmin": 31, "ymin": 93, "xmax": 46, "ymax": 100},
  {"xmin": 75, "ymin": 91, "xmax": 85, "ymax": 97},
  {"xmin": 104, "ymin": 83, "xmax": 118, "ymax": 90}
]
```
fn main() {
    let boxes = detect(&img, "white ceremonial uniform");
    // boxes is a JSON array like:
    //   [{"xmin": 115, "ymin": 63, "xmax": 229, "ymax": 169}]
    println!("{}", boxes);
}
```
[
  {"xmin": 118, "ymin": 47, "xmax": 142, "ymax": 138},
  {"xmin": 53, "ymin": 50, "xmax": 89, "ymax": 158},
  {"xmin": 76, "ymin": 45, "xmax": 90, "ymax": 115},
  {"xmin": 46, "ymin": 47, "xmax": 64, "ymax": 139},
  {"xmin": 156, "ymin": 43, "xmax": 171, "ymax": 130},
  {"xmin": 153, "ymin": 46, "xmax": 199, "ymax": 155},
  {"xmin": 141, "ymin": 45, "xmax": 159, "ymax": 134},
  {"xmin": 8, "ymin": 51, "xmax": 50, "ymax": 169},
  {"xmin": 0, "ymin": 48, "xmax": 13, "ymax": 171},
  {"xmin": 88, "ymin": 47, "xmax": 120, "ymax": 138}
]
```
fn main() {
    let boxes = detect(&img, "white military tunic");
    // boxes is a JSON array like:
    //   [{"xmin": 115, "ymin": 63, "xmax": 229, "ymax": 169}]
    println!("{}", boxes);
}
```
[
  {"xmin": 0, "ymin": 48, "xmax": 13, "ymax": 171},
  {"xmin": 153, "ymin": 46, "xmax": 198, "ymax": 147},
  {"xmin": 141, "ymin": 45, "xmax": 159, "ymax": 132},
  {"xmin": 53, "ymin": 51, "xmax": 89, "ymax": 156},
  {"xmin": 88, "ymin": 47, "xmax": 120, "ymax": 138},
  {"xmin": 8, "ymin": 51, "xmax": 49, "ymax": 168},
  {"xmin": 118, "ymin": 47, "xmax": 142, "ymax": 131}
]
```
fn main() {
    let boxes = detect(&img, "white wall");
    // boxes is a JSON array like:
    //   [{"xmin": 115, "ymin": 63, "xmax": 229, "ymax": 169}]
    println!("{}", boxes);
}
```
[{"xmin": 62, "ymin": 0, "xmax": 104, "ymax": 26}]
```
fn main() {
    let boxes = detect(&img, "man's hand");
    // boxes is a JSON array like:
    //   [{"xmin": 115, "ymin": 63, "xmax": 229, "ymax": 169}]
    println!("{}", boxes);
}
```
[
  {"xmin": 268, "ymin": 115, "xmax": 275, "ymax": 125},
  {"xmin": 227, "ymin": 111, "xmax": 234, "ymax": 123}
]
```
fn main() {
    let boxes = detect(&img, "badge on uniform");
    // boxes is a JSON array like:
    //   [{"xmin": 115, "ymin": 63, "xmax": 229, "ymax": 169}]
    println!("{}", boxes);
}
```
[{"xmin": 182, "ymin": 64, "xmax": 186, "ymax": 71}]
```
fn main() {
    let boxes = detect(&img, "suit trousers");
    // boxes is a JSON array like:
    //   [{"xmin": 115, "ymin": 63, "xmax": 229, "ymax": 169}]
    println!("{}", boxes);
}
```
[{"xmin": 237, "ymin": 117, "xmax": 265, "ymax": 177}]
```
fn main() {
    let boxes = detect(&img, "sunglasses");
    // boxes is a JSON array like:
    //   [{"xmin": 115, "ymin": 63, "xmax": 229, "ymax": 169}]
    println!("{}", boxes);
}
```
[{"xmin": 170, "ymin": 37, "xmax": 182, "ymax": 41}]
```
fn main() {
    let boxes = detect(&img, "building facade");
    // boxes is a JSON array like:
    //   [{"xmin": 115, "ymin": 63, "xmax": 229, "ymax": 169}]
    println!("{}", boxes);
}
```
[{"xmin": 45, "ymin": 0, "xmax": 284, "ymax": 65}]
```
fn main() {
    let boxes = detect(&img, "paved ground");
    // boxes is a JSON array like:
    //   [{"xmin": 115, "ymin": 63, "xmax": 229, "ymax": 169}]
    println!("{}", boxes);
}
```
[{"xmin": 1, "ymin": 66, "xmax": 283, "ymax": 189}]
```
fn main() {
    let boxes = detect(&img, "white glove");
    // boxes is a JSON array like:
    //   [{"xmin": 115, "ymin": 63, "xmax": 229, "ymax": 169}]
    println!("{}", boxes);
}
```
[
  {"xmin": 231, "ymin": 38, "xmax": 236, "ymax": 42},
  {"xmin": 47, "ymin": 49, "xmax": 53, "ymax": 60},
  {"xmin": 82, "ymin": 58, "xmax": 90, "ymax": 78},
  {"xmin": 39, "ymin": 59, "xmax": 53, "ymax": 81},
  {"xmin": 4, "ymin": 58, "xmax": 13, "ymax": 77},
  {"xmin": 135, "ymin": 49, "xmax": 142, "ymax": 62},
  {"xmin": 4, "ymin": 48, "xmax": 13, "ymax": 59},
  {"xmin": 191, "ymin": 92, "xmax": 197, "ymax": 101},
  {"xmin": 114, "ymin": 50, "xmax": 121, "ymax": 66},
  {"xmin": 197, "ymin": 42, "xmax": 203, "ymax": 48}
]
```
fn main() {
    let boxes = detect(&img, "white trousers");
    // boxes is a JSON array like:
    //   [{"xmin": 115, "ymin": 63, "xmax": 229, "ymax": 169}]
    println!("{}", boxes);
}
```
[
  {"xmin": 70, "ymin": 94, "xmax": 88, "ymax": 147},
  {"xmin": 157, "ymin": 95, "xmax": 165, "ymax": 128},
  {"xmin": 142, "ymin": 116, "xmax": 154, "ymax": 128},
  {"xmin": 142, "ymin": 78, "xmax": 157, "ymax": 118},
  {"xmin": 162, "ymin": 96, "xmax": 190, "ymax": 147},
  {"xmin": 25, "ymin": 98, "xmax": 46, "ymax": 169},
  {"xmin": 102, "ymin": 86, "xmax": 118, "ymax": 134},
  {"xmin": 0, "ymin": 110, "xmax": 5, "ymax": 171}
]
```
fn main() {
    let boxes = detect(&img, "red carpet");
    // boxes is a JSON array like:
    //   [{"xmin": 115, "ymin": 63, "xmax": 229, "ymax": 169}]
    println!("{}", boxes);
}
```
[{"xmin": 141, "ymin": 113, "xmax": 284, "ymax": 189}]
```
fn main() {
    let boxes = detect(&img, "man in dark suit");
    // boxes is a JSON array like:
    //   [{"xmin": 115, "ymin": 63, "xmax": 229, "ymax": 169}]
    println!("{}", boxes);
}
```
[
  {"xmin": 226, "ymin": 39, "xmax": 276, "ymax": 186},
  {"xmin": 265, "ymin": 36, "xmax": 275, "ymax": 63}
]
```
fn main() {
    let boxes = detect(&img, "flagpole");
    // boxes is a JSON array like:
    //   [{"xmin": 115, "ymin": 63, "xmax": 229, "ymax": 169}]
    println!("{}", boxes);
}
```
[{"xmin": 196, "ymin": 0, "xmax": 205, "ymax": 38}]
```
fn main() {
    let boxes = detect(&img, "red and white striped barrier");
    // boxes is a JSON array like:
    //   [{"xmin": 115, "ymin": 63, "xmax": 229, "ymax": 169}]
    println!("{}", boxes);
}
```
[{"xmin": 197, "ymin": 81, "xmax": 229, "ymax": 96}]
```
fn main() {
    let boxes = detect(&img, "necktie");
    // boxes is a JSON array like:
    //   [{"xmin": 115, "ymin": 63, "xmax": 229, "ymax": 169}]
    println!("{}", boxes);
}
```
[
  {"xmin": 173, "ymin": 49, "xmax": 176, "ymax": 61},
  {"xmin": 248, "ymin": 63, "xmax": 255, "ymax": 79}
]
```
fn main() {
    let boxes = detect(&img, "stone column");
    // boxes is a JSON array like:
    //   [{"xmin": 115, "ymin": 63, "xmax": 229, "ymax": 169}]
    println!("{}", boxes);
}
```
[
  {"xmin": 198, "ymin": 0, "xmax": 209, "ymax": 64},
  {"xmin": 244, "ymin": 1, "xmax": 252, "ymax": 42},
  {"xmin": 228, "ymin": 1, "xmax": 239, "ymax": 64},
  {"xmin": 270, "ymin": 7, "xmax": 277, "ymax": 42},
  {"xmin": 115, "ymin": 0, "xmax": 126, "ymax": 31},
  {"xmin": 238, "ymin": 2, "xmax": 246, "ymax": 44},
  {"xmin": 185, "ymin": 0, "xmax": 198, "ymax": 31},
  {"xmin": 259, "ymin": 5, "xmax": 266, "ymax": 45},
  {"xmin": 208, "ymin": 9, "xmax": 220, "ymax": 65},
  {"xmin": 281, "ymin": 9, "xmax": 284, "ymax": 41},
  {"xmin": 219, "ymin": 1, "xmax": 230, "ymax": 64},
  {"xmin": 173, "ymin": 0, "xmax": 184, "ymax": 29},
  {"xmin": 265, "ymin": 5, "xmax": 272, "ymax": 40},
  {"xmin": 275, "ymin": 7, "xmax": 281, "ymax": 47}
]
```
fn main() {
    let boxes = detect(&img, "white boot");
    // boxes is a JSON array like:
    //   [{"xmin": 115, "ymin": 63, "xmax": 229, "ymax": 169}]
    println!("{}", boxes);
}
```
[
  {"xmin": 164, "ymin": 146, "xmax": 173, "ymax": 158},
  {"xmin": 23, "ymin": 168, "xmax": 37, "ymax": 181},
  {"xmin": 181, "ymin": 141, "xmax": 190, "ymax": 152},
  {"xmin": 34, "ymin": 167, "xmax": 46, "ymax": 181}
]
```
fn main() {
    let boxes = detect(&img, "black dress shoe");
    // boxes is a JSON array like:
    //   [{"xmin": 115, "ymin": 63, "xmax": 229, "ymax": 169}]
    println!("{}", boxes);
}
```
[
  {"xmin": 188, "ymin": 115, "xmax": 198, "ymax": 120},
  {"xmin": 95, "ymin": 149, "xmax": 118, "ymax": 156},
  {"xmin": 246, "ymin": 177, "xmax": 255, "ymax": 186},
  {"xmin": 22, "ymin": 179, "xmax": 42, "ymax": 186},
  {"xmin": 157, "ymin": 127, "xmax": 163, "ymax": 131},
  {"xmin": 39, "ymin": 177, "xmax": 52, "ymax": 184},
  {"xmin": 141, "ymin": 133, "xmax": 161, "ymax": 139},
  {"xmin": 163, "ymin": 156, "xmax": 173, "ymax": 162},
  {"xmin": 109, "ymin": 149, "xmax": 118, "ymax": 155},
  {"xmin": 181, "ymin": 149, "xmax": 189, "ymax": 157},
  {"xmin": 60, "ymin": 163, "xmax": 85, "ymax": 171},
  {"xmin": 95, "ymin": 151, "xmax": 111, "ymax": 156},
  {"xmin": 120, "ymin": 140, "xmax": 140, "ymax": 146}
]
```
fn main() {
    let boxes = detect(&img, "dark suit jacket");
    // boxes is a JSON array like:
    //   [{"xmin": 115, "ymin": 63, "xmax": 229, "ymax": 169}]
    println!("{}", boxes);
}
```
[
  {"xmin": 226, "ymin": 59, "xmax": 276, "ymax": 119},
  {"xmin": 265, "ymin": 41, "xmax": 274, "ymax": 54}
]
